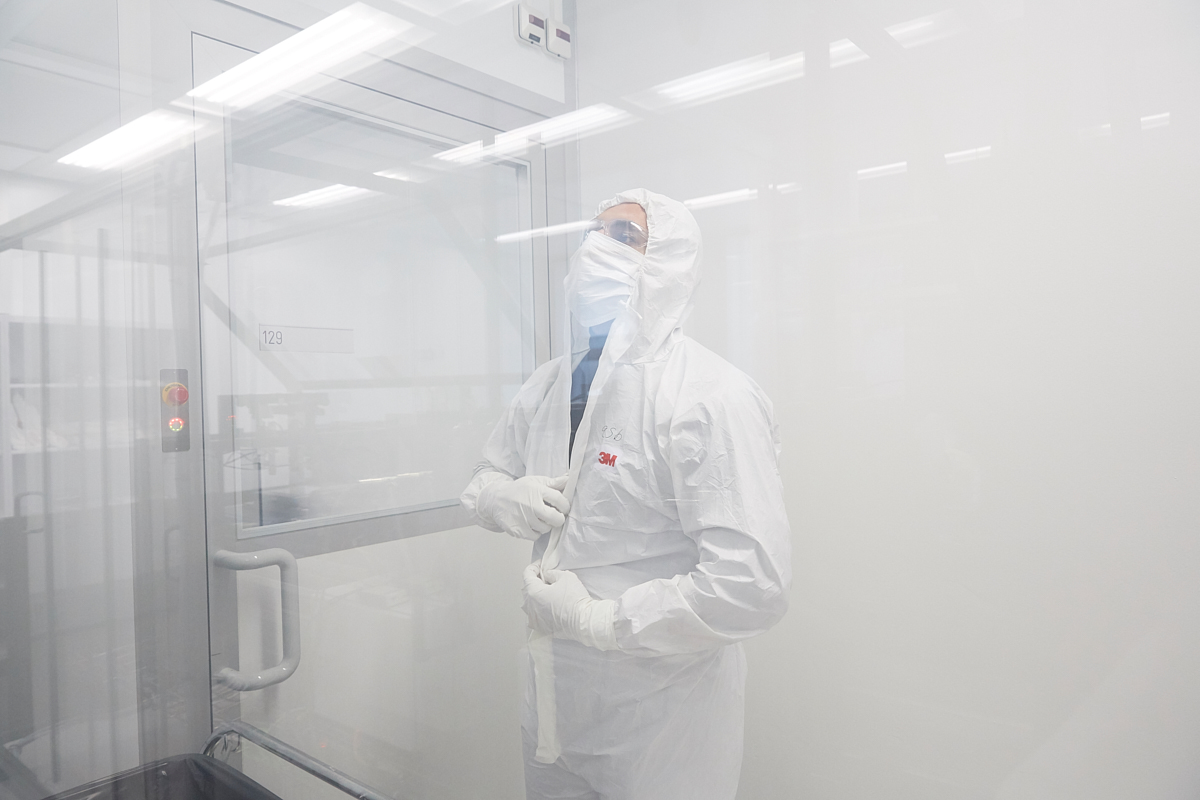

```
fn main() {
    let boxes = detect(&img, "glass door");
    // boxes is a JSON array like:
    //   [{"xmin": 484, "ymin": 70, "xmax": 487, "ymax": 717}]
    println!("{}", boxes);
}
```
[{"xmin": 196, "ymin": 33, "xmax": 550, "ymax": 800}]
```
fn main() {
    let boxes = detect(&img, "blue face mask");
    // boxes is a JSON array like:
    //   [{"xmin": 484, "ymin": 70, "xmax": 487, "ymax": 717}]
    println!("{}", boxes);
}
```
[{"xmin": 564, "ymin": 231, "xmax": 645, "ymax": 328}]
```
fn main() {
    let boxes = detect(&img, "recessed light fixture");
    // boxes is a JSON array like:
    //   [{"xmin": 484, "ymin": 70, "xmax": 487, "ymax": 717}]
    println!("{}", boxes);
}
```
[{"xmin": 58, "ymin": 110, "xmax": 200, "ymax": 170}]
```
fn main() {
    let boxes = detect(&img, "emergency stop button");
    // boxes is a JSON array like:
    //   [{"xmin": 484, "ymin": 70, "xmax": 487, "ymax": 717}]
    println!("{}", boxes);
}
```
[{"xmin": 162, "ymin": 382, "xmax": 189, "ymax": 406}]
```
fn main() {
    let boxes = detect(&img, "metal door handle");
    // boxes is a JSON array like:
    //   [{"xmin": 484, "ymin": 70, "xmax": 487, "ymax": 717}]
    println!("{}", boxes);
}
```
[{"xmin": 213, "ymin": 548, "xmax": 301, "ymax": 691}]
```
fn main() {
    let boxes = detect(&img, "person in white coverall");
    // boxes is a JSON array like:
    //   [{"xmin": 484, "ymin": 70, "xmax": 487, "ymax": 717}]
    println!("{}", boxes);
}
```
[{"xmin": 461, "ymin": 189, "xmax": 791, "ymax": 800}]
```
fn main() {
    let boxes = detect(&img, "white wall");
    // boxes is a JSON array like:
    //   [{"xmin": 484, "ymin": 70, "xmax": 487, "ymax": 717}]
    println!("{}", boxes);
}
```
[{"xmin": 574, "ymin": 0, "xmax": 1200, "ymax": 797}]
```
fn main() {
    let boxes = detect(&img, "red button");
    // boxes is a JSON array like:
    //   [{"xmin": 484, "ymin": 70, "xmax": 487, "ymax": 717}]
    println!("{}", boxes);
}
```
[{"xmin": 163, "ymin": 383, "xmax": 189, "ymax": 406}]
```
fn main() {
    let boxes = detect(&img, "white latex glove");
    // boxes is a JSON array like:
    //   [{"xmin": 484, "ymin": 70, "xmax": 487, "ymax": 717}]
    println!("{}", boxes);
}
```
[
  {"xmin": 477, "ymin": 475, "xmax": 571, "ymax": 540},
  {"xmin": 522, "ymin": 563, "xmax": 618, "ymax": 651}
]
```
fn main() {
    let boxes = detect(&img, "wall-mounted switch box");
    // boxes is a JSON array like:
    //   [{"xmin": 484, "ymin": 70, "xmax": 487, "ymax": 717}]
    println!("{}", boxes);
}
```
[
  {"xmin": 515, "ymin": 4, "xmax": 547, "ymax": 47},
  {"xmin": 546, "ymin": 19, "xmax": 572, "ymax": 58}
]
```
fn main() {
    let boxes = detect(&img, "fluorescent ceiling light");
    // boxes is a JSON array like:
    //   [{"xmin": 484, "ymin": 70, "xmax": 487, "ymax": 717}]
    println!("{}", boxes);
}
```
[
  {"xmin": 945, "ymin": 145, "xmax": 991, "ymax": 165},
  {"xmin": 494, "ymin": 104, "xmax": 635, "ymax": 154},
  {"xmin": 436, "ymin": 104, "xmax": 636, "ymax": 167},
  {"xmin": 59, "ymin": 110, "xmax": 200, "ymax": 170},
  {"xmin": 857, "ymin": 161, "xmax": 907, "ymax": 180},
  {"xmin": 274, "ymin": 184, "xmax": 376, "ymax": 208},
  {"xmin": 374, "ymin": 169, "xmax": 413, "ymax": 181},
  {"xmin": 886, "ymin": 10, "xmax": 965, "ymax": 48},
  {"xmin": 684, "ymin": 188, "xmax": 758, "ymax": 210},
  {"xmin": 188, "ymin": 3, "xmax": 412, "ymax": 109},
  {"xmin": 830, "ymin": 39, "xmax": 869, "ymax": 68},
  {"xmin": 495, "ymin": 219, "xmax": 592, "ymax": 244},
  {"xmin": 1141, "ymin": 112, "xmax": 1170, "ymax": 130},
  {"xmin": 1079, "ymin": 122, "xmax": 1112, "ymax": 139},
  {"xmin": 630, "ymin": 52, "xmax": 805, "ymax": 111},
  {"xmin": 774, "ymin": 182, "xmax": 801, "ymax": 194}
]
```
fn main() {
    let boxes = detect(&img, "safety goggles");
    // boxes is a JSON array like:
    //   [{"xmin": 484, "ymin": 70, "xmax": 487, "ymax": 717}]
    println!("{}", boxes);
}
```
[{"xmin": 585, "ymin": 217, "xmax": 649, "ymax": 251}]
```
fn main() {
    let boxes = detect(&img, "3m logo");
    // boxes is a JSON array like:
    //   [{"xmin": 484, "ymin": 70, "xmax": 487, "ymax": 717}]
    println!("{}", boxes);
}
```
[{"xmin": 598, "ymin": 452, "xmax": 618, "ymax": 467}]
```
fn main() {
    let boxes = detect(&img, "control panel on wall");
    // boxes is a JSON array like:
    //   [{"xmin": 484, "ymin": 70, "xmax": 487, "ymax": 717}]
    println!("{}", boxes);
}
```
[
  {"xmin": 515, "ymin": 3, "xmax": 571, "ymax": 59},
  {"xmin": 160, "ymin": 369, "xmax": 190, "ymax": 452}
]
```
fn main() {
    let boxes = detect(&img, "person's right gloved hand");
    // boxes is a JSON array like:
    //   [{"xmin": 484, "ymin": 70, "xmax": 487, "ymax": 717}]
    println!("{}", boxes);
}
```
[{"xmin": 476, "ymin": 475, "xmax": 571, "ymax": 540}]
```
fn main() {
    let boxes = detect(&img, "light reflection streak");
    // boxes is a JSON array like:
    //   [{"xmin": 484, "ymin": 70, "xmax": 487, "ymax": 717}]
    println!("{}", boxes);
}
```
[
  {"xmin": 434, "ymin": 140, "xmax": 486, "ymax": 165},
  {"xmin": 494, "ymin": 104, "xmax": 635, "ymax": 153},
  {"xmin": 830, "ymin": 39, "xmax": 869, "ymax": 68},
  {"xmin": 886, "ymin": 10, "xmax": 966, "ymax": 48},
  {"xmin": 857, "ymin": 162, "xmax": 908, "ymax": 180},
  {"xmin": 495, "ymin": 218, "xmax": 592, "ymax": 244},
  {"xmin": 359, "ymin": 471, "xmax": 432, "ymax": 483},
  {"xmin": 435, "ymin": 104, "xmax": 635, "ymax": 166},
  {"xmin": 495, "ymin": 182, "xmax": 806, "ymax": 244},
  {"xmin": 1141, "ymin": 112, "xmax": 1170, "ymax": 130},
  {"xmin": 1079, "ymin": 122, "xmax": 1112, "ymax": 139},
  {"xmin": 945, "ymin": 145, "xmax": 991, "ymax": 165},
  {"xmin": 188, "ymin": 3, "xmax": 415, "ymax": 109},
  {"xmin": 374, "ymin": 169, "xmax": 418, "ymax": 182},
  {"xmin": 274, "ymin": 184, "xmax": 377, "ymax": 208},
  {"xmin": 629, "ymin": 52, "xmax": 805, "ymax": 111},
  {"xmin": 684, "ymin": 188, "xmax": 758, "ymax": 210}
]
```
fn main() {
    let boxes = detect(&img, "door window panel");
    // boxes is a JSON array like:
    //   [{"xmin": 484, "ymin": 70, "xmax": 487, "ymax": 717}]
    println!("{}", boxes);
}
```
[{"xmin": 213, "ymin": 99, "xmax": 535, "ymax": 536}]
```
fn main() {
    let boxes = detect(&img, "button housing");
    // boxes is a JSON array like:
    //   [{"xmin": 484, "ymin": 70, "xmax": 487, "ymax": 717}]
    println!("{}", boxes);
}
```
[{"xmin": 160, "ymin": 369, "xmax": 190, "ymax": 452}]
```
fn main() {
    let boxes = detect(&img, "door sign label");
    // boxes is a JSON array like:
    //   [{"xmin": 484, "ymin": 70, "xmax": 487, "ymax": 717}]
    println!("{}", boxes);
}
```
[{"xmin": 258, "ymin": 324, "xmax": 354, "ymax": 353}]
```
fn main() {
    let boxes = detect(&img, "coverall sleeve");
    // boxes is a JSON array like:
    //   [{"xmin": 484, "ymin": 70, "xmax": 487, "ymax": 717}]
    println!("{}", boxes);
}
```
[
  {"xmin": 460, "ymin": 359, "xmax": 561, "ymax": 529},
  {"xmin": 612, "ymin": 385, "xmax": 793, "ymax": 656}
]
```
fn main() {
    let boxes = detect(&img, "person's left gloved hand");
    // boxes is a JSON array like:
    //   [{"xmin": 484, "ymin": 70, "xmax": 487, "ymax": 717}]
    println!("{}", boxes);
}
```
[{"xmin": 522, "ymin": 563, "xmax": 618, "ymax": 651}]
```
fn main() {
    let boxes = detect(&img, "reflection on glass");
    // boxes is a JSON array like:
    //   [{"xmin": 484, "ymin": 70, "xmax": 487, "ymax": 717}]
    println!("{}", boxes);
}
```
[
  {"xmin": 944, "ymin": 145, "xmax": 992, "ymax": 165},
  {"xmin": 829, "ymin": 38, "xmax": 869, "ymax": 68},
  {"xmin": 57, "ymin": 110, "xmax": 202, "ymax": 171},
  {"xmin": 187, "ymin": 3, "xmax": 418, "ymax": 110},
  {"xmin": 684, "ymin": 188, "xmax": 759, "ymax": 210},
  {"xmin": 885, "ymin": 10, "xmax": 967, "ymax": 48}
]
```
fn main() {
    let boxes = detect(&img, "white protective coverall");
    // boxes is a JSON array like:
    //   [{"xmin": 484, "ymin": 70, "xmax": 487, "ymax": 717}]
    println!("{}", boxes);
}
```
[{"xmin": 461, "ymin": 189, "xmax": 792, "ymax": 800}]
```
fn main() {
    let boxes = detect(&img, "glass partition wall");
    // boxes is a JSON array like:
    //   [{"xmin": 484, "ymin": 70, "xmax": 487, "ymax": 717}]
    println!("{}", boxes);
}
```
[
  {"xmin": 1, "ymin": 0, "xmax": 222, "ymax": 786},
  {"xmin": 1, "ymin": 3, "xmax": 149, "ymax": 795}
]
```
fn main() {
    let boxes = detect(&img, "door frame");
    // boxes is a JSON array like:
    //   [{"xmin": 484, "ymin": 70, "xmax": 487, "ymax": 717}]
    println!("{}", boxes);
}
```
[{"xmin": 187, "ymin": 16, "xmax": 571, "ymax": 768}]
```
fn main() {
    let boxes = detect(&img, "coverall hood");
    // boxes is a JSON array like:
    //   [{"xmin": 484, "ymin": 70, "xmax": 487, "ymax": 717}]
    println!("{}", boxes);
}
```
[{"xmin": 572, "ymin": 189, "xmax": 703, "ymax": 365}]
